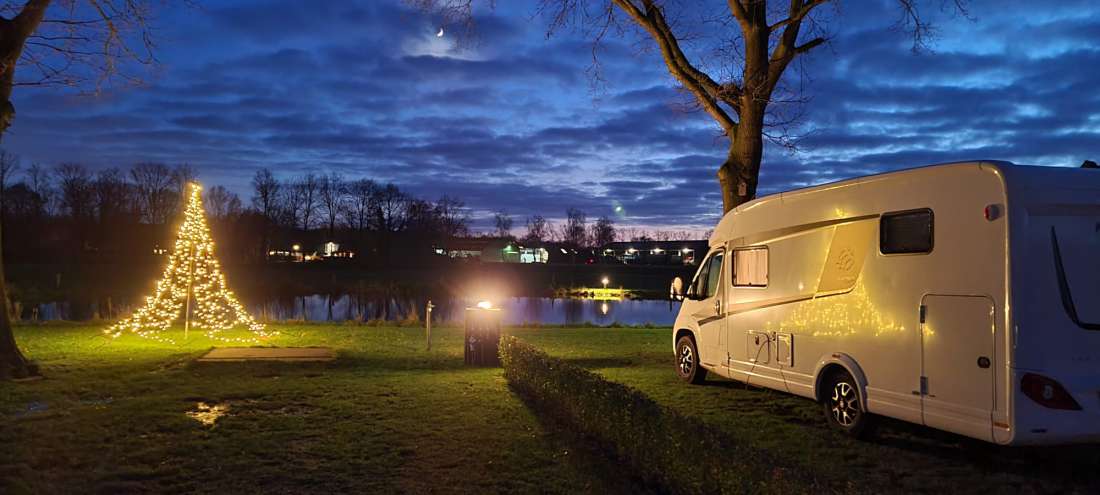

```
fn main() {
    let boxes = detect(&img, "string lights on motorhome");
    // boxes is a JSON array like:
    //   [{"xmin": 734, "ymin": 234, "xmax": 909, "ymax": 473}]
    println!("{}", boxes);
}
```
[{"xmin": 105, "ymin": 183, "xmax": 275, "ymax": 344}]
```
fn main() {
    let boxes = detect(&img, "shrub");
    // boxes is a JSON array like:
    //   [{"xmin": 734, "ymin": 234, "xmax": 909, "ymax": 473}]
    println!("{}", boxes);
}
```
[{"xmin": 499, "ymin": 336, "xmax": 821, "ymax": 494}]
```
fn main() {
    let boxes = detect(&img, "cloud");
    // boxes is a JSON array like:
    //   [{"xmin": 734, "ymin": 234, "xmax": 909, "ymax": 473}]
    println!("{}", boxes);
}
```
[{"xmin": 4, "ymin": 0, "xmax": 1100, "ymax": 233}]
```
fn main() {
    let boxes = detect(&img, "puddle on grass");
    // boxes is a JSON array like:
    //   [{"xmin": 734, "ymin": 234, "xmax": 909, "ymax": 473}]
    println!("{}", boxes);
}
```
[
  {"xmin": 14, "ymin": 401, "xmax": 49, "ymax": 418},
  {"xmin": 230, "ymin": 398, "xmax": 316, "ymax": 418},
  {"xmin": 186, "ymin": 402, "xmax": 229, "ymax": 426},
  {"xmin": 79, "ymin": 397, "xmax": 114, "ymax": 409}
]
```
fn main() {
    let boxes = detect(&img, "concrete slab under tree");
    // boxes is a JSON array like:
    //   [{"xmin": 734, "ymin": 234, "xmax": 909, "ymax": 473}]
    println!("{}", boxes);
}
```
[{"xmin": 197, "ymin": 347, "xmax": 335, "ymax": 362}]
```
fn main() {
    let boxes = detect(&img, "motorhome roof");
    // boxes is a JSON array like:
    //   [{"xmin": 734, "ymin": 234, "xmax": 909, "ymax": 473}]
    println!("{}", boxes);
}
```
[
  {"xmin": 710, "ymin": 160, "xmax": 1100, "ymax": 246},
  {"xmin": 751, "ymin": 160, "xmax": 1015, "ymax": 210}
]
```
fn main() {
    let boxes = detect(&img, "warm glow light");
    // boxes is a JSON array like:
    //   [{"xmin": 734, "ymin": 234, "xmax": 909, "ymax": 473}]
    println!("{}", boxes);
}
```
[
  {"xmin": 292, "ymin": 244, "xmax": 301, "ymax": 251},
  {"xmin": 476, "ymin": 300, "xmax": 493, "ymax": 310},
  {"xmin": 601, "ymin": 276, "xmax": 609, "ymax": 288},
  {"xmin": 105, "ymin": 182, "xmax": 274, "ymax": 344}
]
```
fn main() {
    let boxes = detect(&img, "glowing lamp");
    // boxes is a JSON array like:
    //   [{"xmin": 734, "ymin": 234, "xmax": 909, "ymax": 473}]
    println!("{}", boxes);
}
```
[
  {"xmin": 476, "ymin": 300, "xmax": 493, "ymax": 310},
  {"xmin": 601, "ymin": 276, "xmax": 609, "ymax": 289}
]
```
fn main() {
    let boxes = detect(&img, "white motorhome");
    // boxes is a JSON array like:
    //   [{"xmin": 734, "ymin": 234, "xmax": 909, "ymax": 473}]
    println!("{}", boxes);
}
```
[{"xmin": 670, "ymin": 161, "xmax": 1100, "ymax": 445}]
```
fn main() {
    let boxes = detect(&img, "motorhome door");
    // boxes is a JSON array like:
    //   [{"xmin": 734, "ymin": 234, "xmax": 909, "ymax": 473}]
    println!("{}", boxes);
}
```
[
  {"xmin": 920, "ymin": 294, "xmax": 995, "ymax": 441},
  {"xmin": 687, "ymin": 249, "xmax": 726, "ymax": 368}
]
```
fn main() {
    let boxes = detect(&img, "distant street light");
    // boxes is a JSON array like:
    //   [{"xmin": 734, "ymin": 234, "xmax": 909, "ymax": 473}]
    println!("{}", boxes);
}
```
[
  {"xmin": 292, "ymin": 244, "xmax": 301, "ymax": 251},
  {"xmin": 601, "ymin": 276, "xmax": 609, "ymax": 289}
]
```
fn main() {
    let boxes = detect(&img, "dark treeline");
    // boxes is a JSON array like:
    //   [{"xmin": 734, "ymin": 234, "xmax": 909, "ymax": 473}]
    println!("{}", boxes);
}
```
[
  {"xmin": 0, "ymin": 149, "xmax": 472, "ymax": 267},
  {"xmin": 1, "ymin": 148, "xmax": 703, "ymax": 267},
  {"xmin": 0, "ymin": 151, "xmax": 702, "ymax": 320}
]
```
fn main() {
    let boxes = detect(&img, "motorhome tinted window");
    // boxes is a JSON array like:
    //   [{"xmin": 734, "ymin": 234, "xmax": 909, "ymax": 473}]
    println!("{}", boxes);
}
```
[
  {"xmin": 880, "ymin": 209, "xmax": 934, "ymax": 254},
  {"xmin": 688, "ymin": 256, "xmax": 711, "ymax": 299},
  {"xmin": 704, "ymin": 253, "xmax": 724, "ymax": 298},
  {"xmin": 733, "ymin": 248, "xmax": 768, "ymax": 287}
]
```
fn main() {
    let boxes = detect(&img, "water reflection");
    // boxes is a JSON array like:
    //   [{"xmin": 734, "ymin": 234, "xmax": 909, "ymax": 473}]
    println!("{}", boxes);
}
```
[
  {"xmin": 24, "ymin": 294, "xmax": 682, "ymax": 327},
  {"xmin": 253, "ymin": 295, "xmax": 680, "ymax": 326}
]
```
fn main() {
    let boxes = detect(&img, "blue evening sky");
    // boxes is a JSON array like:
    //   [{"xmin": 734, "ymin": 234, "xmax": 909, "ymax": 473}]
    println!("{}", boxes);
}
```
[{"xmin": 4, "ymin": 0, "xmax": 1098, "ymax": 232}]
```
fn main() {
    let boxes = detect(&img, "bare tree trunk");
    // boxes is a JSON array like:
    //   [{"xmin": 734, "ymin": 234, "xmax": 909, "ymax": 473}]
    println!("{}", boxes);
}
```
[
  {"xmin": 0, "ymin": 219, "xmax": 33, "ymax": 379},
  {"xmin": 0, "ymin": 0, "xmax": 52, "ymax": 379},
  {"xmin": 718, "ymin": 104, "xmax": 765, "ymax": 213}
]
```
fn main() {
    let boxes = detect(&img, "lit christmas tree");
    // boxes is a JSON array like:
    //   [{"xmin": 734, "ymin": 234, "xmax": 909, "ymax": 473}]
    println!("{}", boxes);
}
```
[{"xmin": 107, "ymin": 183, "xmax": 276, "ymax": 344}]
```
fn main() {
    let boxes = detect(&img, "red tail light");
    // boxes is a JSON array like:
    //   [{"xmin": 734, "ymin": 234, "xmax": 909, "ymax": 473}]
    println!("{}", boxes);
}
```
[{"xmin": 1021, "ymin": 373, "xmax": 1082, "ymax": 410}]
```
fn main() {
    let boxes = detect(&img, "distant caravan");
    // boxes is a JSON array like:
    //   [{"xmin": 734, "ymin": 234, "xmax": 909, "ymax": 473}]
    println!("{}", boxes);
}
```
[{"xmin": 670, "ymin": 161, "xmax": 1100, "ymax": 445}]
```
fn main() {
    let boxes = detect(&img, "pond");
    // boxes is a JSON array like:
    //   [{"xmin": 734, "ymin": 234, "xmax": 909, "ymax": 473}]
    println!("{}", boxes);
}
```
[
  {"xmin": 251, "ymin": 295, "xmax": 683, "ymax": 327},
  {"xmin": 23, "ymin": 295, "xmax": 683, "ymax": 327}
]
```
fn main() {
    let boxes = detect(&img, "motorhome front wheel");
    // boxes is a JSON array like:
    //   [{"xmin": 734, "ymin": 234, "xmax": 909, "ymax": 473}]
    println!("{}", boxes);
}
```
[{"xmin": 675, "ymin": 335, "xmax": 707, "ymax": 384}]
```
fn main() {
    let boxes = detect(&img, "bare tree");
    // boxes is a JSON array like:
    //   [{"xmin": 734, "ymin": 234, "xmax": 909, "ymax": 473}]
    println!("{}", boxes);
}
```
[
  {"xmin": 54, "ymin": 162, "xmax": 93, "ymax": 220},
  {"xmin": 205, "ymin": 185, "xmax": 241, "ymax": 221},
  {"xmin": 560, "ymin": 207, "xmax": 588, "ymax": 248},
  {"xmin": 344, "ymin": 178, "xmax": 378, "ymax": 233},
  {"xmin": 522, "ymin": 214, "xmax": 550, "ymax": 244},
  {"xmin": 278, "ymin": 182, "xmax": 303, "ymax": 229},
  {"xmin": 24, "ymin": 162, "xmax": 51, "ymax": 216},
  {"xmin": 318, "ymin": 172, "xmax": 347, "ymax": 238},
  {"xmin": 250, "ymin": 168, "xmax": 280, "ymax": 255},
  {"xmin": 93, "ymin": 167, "xmax": 128, "ymax": 224},
  {"xmin": 129, "ymin": 162, "xmax": 174, "ymax": 224},
  {"xmin": 434, "ymin": 195, "xmax": 470, "ymax": 238},
  {"xmin": 589, "ymin": 215, "xmax": 616, "ymax": 248},
  {"xmin": 289, "ymin": 173, "xmax": 320, "ymax": 230},
  {"xmin": 669, "ymin": 229, "xmax": 693, "ymax": 241},
  {"xmin": 1, "ymin": 0, "xmax": 160, "ymax": 138},
  {"xmin": 493, "ymin": 210, "xmax": 513, "ymax": 238},
  {"xmin": 170, "ymin": 163, "xmax": 198, "ymax": 214},
  {"xmin": 250, "ymin": 169, "xmax": 280, "ymax": 223},
  {"xmin": 0, "ymin": 0, "xmax": 165, "ymax": 379},
  {"xmin": 374, "ymin": 183, "xmax": 408, "ymax": 233},
  {"xmin": 419, "ymin": 0, "xmax": 964, "ymax": 213},
  {"xmin": 0, "ymin": 148, "xmax": 17, "ymax": 212}
]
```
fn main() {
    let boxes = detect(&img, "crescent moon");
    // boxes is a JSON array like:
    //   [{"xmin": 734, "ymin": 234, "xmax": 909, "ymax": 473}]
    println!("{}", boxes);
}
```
[{"xmin": 436, "ymin": 27, "xmax": 444, "ymax": 37}]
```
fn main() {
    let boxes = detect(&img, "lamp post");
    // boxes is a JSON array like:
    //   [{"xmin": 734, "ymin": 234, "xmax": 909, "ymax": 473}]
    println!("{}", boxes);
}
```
[
  {"xmin": 426, "ymin": 299, "xmax": 435, "ymax": 351},
  {"xmin": 601, "ymin": 276, "xmax": 609, "ymax": 289}
]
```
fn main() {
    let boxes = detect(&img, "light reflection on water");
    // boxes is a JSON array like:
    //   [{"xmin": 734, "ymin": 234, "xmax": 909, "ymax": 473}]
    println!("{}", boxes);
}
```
[
  {"xmin": 26, "ymin": 295, "xmax": 682, "ymax": 327},
  {"xmin": 255, "ymin": 295, "xmax": 682, "ymax": 326}
]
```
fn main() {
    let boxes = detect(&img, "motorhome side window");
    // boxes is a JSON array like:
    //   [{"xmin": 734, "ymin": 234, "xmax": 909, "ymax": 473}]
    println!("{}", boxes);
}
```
[
  {"xmin": 689, "ymin": 251, "xmax": 723, "ymax": 299},
  {"xmin": 733, "ymin": 247, "xmax": 768, "ymax": 287},
  {"xmin": 704, "ymin": 252, "xmax": 724, "ymax": 298},
  {"xmin": 880, "ymin": 209, "xmax": 934, "ymax": 254}
]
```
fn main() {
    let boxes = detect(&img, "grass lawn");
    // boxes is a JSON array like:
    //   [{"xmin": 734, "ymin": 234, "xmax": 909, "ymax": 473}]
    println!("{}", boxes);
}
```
[
  {"xmin": 524, "ymin": 329, "xmax": 1100, "ymax": 494},
  {"xmin": 1, "ymin": 324, "xmax": 647, "ymax": 494},
  {"xmin": 4, "ymin": 324, "xmax": 1100, "ymax": 494}
]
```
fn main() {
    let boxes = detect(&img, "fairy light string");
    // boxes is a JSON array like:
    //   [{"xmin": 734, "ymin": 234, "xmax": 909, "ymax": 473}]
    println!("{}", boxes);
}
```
[{"xmin": 106, "ymin": 182, "xmax": 276, "ymax": 344}]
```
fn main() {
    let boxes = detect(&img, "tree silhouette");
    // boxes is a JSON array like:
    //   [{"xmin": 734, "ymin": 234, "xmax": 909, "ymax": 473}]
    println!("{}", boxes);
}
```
[{"xmin": 1, "ymin": 0, "xmax": 164, "ymax": 379}]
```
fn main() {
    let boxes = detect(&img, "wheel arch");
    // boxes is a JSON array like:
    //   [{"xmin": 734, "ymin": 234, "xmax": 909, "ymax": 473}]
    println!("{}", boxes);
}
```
[
  {"xmin": 673, "ymin": 328, "xmax": 696, "ymax": 354},
  {"xmin": 812, "ymin": 354, "xmax": 869, "ymax": 405}
]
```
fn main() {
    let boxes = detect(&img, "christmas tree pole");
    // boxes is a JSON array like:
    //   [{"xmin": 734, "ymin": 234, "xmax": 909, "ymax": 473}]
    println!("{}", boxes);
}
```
[{"xmin": 107, "ymin": 183, "xmax": 276, "ymax": 344}]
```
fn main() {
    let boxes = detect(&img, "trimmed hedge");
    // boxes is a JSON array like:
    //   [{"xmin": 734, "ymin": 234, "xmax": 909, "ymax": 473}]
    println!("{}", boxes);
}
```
[{"xmin": 499, "ymin": 336, "xmax": 825, "ymax": 494}]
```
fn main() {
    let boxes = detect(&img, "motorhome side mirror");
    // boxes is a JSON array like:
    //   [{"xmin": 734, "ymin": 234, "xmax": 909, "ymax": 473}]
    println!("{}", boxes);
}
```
[{"xmin": 670, "ymin": 277, "xmax": 684, "ymax": 301}]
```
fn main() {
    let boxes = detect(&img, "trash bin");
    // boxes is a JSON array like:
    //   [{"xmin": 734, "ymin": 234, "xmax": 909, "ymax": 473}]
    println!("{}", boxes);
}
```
[{"xmin": 465, "ymin": 307, "xmax": 501, "ymax": 366}]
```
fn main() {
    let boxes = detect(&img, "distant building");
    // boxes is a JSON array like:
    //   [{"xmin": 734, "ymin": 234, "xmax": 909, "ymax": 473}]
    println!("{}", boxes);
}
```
[
  {"xmin": 319, "ymin": 241, "xmax": 354, "ymax": 259},
  {"xmin": 267, "ymin": 241, "xmax": 353, "ymax": 262},
  {"xmin": 435, "ymin": 237, "xmax": 549, "ymax": 263},
  {"xmin": 601, "ymin": 240, "xmax": 708, "ymax": 265}
]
